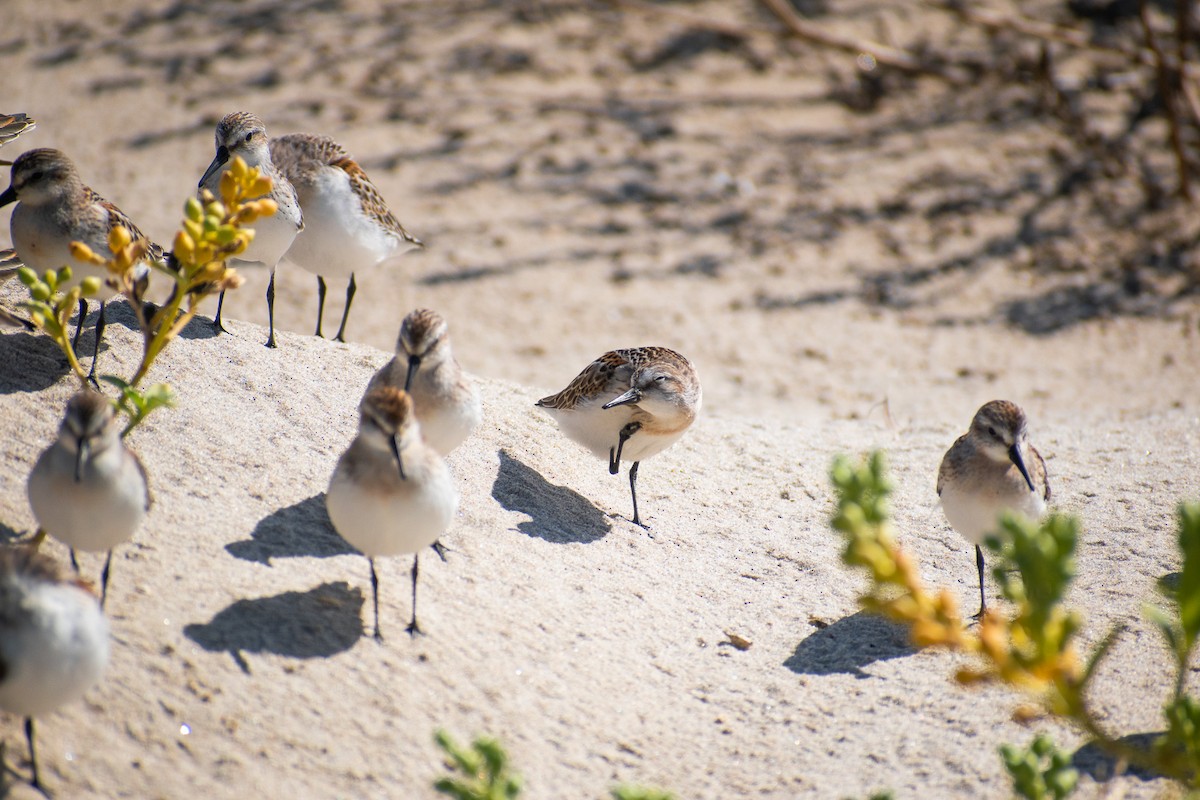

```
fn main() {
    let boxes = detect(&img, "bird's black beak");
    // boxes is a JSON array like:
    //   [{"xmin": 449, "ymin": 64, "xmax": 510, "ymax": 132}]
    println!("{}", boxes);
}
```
[
  {"xmin": 0, "ymin": 185, "xmax": 16, "ymax": 207},
  {"xmin": 199, "ymin": 145, "xmax": 231, "ymax": 188},
  {"xmin": 405, "ymin": 355, "xmax": 421, "ymax": 392},
  {"xmin": 1008, "ymin": 444, "xmax": 1036, "ymax": 493},
  {"xmin": 75, "ymin": 438, "xmax": 89, "ymax": 483},
  {"xmin": 602, "ymin": 387, "xmax": 641, "ymax": 410},
  {"xmin": 390, "ymin": 435, "xmax": 406, "ymax": 481}
]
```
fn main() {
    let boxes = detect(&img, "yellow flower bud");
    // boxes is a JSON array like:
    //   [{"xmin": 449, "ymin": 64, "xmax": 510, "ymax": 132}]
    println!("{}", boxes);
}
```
[
  {"xmin": 31, "ymin": 283, "xmax": 50, "ymax": 302},
  {"xmin": 249, "ymin": 176, "xmax": 273, "ymax": 198},
  {"xmin": 206, "ymin": 201, "xmax": 227, "ymax": 220},
  {"xmin": 56, "ymin": 266, "xmax": 73, "ymax": 284},
  {"xmin": 184, "ymin": 219, "xmax": 203, "ymax": 242},
  {"xmin": 69, "ymin": 241, "xmax": 102, "ymax": 265},
  {"xmin": 220, "ymin": 172, "xmax": 237, "ymax": 204},
  {"xmin": 80, "ymin": 276, "xmax": 102, "ymax": 296},
  {"xmin": 173, "ymin": 230, "xmax": 196, "ymax": 263},
  {"xmin": 108, "ymin": 226, "xmax": 132, "ymax": 253}
]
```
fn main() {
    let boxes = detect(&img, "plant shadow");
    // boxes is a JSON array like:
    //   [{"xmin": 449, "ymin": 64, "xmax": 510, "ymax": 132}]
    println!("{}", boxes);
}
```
[
  {"xmin": 226, "ymin": 494, "xmax": 357, "ymax": 565},
  {"xmin": 784, "ymin": 610, "xmax": 915, "ymax": 679},
  {"xmin": 490, "ymin": 449, "xmax": 610, "ymax": 544},
  {"xmin": 1072, "ymin": 732, "xmax": 1162, "ymax": 782},
  {"xmin": 183, "ymin": 581, "xmax": 364, "ymax": 674}
]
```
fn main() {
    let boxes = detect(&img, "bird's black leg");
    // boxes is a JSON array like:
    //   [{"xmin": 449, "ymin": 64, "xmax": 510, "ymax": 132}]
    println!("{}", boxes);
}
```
[
  {"xmin": 609, "ymin": 421, "xmax": 641, "ymax": 475},
  {"xmin": 314, "ymin": 276, "xmax": 327, "ymax": 338},
  {"xmin": 71, "ymin": 297, "xmax": 88, "ymax": 351},
  {"xmin": 369, "ymin": 557, "xmax": 382, "ymax": 642},
  {"xmin": 974, "ymin": 544, "xmax": 987, "ymax": 619},
  {"xmin": 86, "ymin": 300, "xmax": 106, "ymax": 386},
  {"xmin": 100, "ymin": 549, "xmax": 113, "ymax": 610},
  {"xmin": 265, "ymin": 268, "xmax": 277, "ymax": 348},
  {"xmin": 213, "ymin": 290, "xmax": 228, "ymax": 334},
  {"xmin": 406, "ymin": 554, "xmax": 423, "ymax": 637},
  {"xmin": 629, "ymin": 461, "xmax": 646, "ymax": 528},
  {"xmin": 69, "ymin": 548, "xmax": 79, "ymax": 573},
  {"xmin": 334, "ymin": 274, "xmax": 356, "ymax": 343}
]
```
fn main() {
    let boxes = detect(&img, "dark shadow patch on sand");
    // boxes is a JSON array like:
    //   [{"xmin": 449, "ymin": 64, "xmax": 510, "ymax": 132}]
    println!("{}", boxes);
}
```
[
  {"xmin": 226, "ymin": 494, "xmax": 356, "ymax": 565},
  {"xmin": 784, "ymin": 611, "xmax": 915, "ymax": 679},
  {"xmin": 491, "ymin": 449, "xmax": 610, "ymax": 544},
  {"xmin": 0, "ymin": 330, "xmax": 73, "ymax": 393},
  {"xmin": 1072, "ymin": 732, "xmax": 1162, "ymax": 782},
  {"xmin": 184, "ymin": 581, "xmax": 363, "ymax": 674}
]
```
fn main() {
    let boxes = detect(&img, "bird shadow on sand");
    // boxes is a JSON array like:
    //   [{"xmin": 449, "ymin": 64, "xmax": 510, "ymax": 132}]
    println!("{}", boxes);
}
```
[
  {"xmin": 784, "ymin": 610, "xmax": 915, "ymax": 679},
  {"xmin": 491, "ymin": 449, "xmax": 610, "ymax": 544},
  {"xmin": 1072, "ymin": 732, "xmax": 1163, "ymax": 783},
  {"xmin": 226, "ymin": 494, "xmax": 357, "ymax": 565},
  {"xmin": 183, "ymin": 581, "xmax": 364, "ymax": 674},
  {"xmin": 0, "ymin": 330, "xmax": 72, "ymax": 393}
]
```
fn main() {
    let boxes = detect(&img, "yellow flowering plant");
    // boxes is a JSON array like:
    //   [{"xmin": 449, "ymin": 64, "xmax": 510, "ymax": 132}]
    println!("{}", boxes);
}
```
[
  {"xmin": 19, "ymin": 156, "xmax": 273, "ymax": 436},
  {"xmin": 830, "ymin": 452, "xmax": 1200, "ymax": 794}
]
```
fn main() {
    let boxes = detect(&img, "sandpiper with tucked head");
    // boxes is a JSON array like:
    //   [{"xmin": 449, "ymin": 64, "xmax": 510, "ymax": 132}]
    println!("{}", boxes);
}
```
[
  {"xmin": 326, "ymin": 387, "xmax": 458, "ymax": 639},
  {"xmin": 937, "ymin": 399, "xmax": 1050, "ymax": 617},
  {"xmin": 0, "ymin": 546, "xmax": 110, "ymax": 793},
  {"xmin": 27, "ymin": 390, "xmax": 151, "ymax": 608},
  {"xmin": 199, "ymin": 111, "xmax": 303, "ymax": 347},
  {"xmin": 536, "ymin": 347, "xmax": 701, "ymax": 527},
  {"xmin": 367, "ymin": 309, "xmax": 479, "ymax": 456},
  {"xmin": 1, "ymin": 148, "xmax": 164, "ymax": 381},
  {"xmin": 270, "ymin": 133, "xmax": 422, "ymax": 342}
]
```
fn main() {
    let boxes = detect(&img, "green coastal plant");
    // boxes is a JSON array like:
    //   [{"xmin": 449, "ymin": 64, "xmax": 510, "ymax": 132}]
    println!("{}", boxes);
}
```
[
  {"xmin": 432, "ymin": 730, "xmax": 676, "ymax": 800},
  {"xmin": 1000, "ymin": 733, "xmax": 1077, "ymax": 800},
  {"xmin": 830, "ymin": 451, "xmax": 1200, "ymax": 793},
  {"xmin": 18, "ymin": 155, "xmax": 274, "ymax": 435},
  {"xmin": 433, "ymin": 730, "xmax": 522, "ymax": 800}
]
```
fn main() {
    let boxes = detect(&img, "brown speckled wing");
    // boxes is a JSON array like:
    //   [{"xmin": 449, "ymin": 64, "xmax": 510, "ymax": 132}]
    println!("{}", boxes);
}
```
[
  {"xmin": 536, "ymin": 350, "xmax": 631, "ymax": 409},
  {"xmin": 1031, "ymin": 444, "xmax": 1050, "ymax": 502},
  {"xmin": 92, "ymin": 189, "xmax": 166, "ymax": 263},
  {"xmin": 936, "ymin": 433, "xmax": 968, "ymax": 496},
  {"xmin": 333, "ymin": 157, "xmax": 422, "ymax": 247},
  {"xmin": 271, "ymin": 133, "xmax": 350, "ymax": 182}
]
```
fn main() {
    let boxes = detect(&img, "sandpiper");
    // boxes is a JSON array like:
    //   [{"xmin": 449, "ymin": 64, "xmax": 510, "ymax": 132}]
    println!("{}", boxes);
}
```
[
  {"xmin": 536, "ymin": 347, "xmax": 701, "ymax": 527},
  {"xmin": 937, "ymin": 399, "xmax": 1051, "ymax": 617},
  {"xmin": 198, "ymin": 112, "xmax": 303, "ymax": 347},
  {"xmin": 27, "ymin": 390, "xmax": 151, "ymax": 607},
  {"xmin": 270, "ymin": 133, "xmax": 422, "ymax": 341},
  {"xmin": 326, "ymin": 387, "xmax": 457, "ymax": 639},
  {"xmin": 0, "ymin": 546, "xmax": 109, "ymax": 793},
  {"xmin": 1, "ymin": 148, "xmax": 163, "ymax": 381},
  {"xmin": 367, "ymin": 309, "xmax": 479, "ymax": 456}
]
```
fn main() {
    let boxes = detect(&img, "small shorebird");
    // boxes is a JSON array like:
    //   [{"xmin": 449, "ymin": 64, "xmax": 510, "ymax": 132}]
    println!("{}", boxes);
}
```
[
  {"xmin": 937, "ymin": 400, "xmax": 1050, "ymax": 617},
  {"xmin": 198, "ymin": 111, "xmax": 303, "ymax": 347},
  {"xmin": 1, "ymin": 148, "xmax": 163, "ymax": 381},
  {"xmin": 326, "ymin": 387, "xmax": 457, "ymax": 639},
  {"xmin": 270, "ymin": 133, "xmax": 422, "ymax": 342},
  {"xmin": 536, "ymin": 347, "xmax": 701, "ymax": 527},
  {"xmin": 27, "ymin": 390, "xmax": 151, "ymax": 607},
  {"xmin": 367, "ymin": 309, "xmax": 479, "ymax": 456},
  {"xmin": 0, "ymin": 547, "xmax": 110, "ymax": 793}
]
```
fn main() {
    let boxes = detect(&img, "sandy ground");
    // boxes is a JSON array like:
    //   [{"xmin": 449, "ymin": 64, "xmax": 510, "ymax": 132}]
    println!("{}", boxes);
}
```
[{"xmin": 2, "ymin": 0, "xmax": 1200, "ymax": 797}]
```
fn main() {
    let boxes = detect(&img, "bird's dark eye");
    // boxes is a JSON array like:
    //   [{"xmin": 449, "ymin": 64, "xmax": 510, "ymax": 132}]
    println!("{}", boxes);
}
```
[
  {"xmin": 244, "ymin": 132, "xmax": 254, "ymax": 144},
  {"xmin": 987, "ymin": 426, "xmax": 998, "ymax": 438},
  {"xmin": 654, "ymin": 375, "xmax": 667, "ymax": 383}
]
